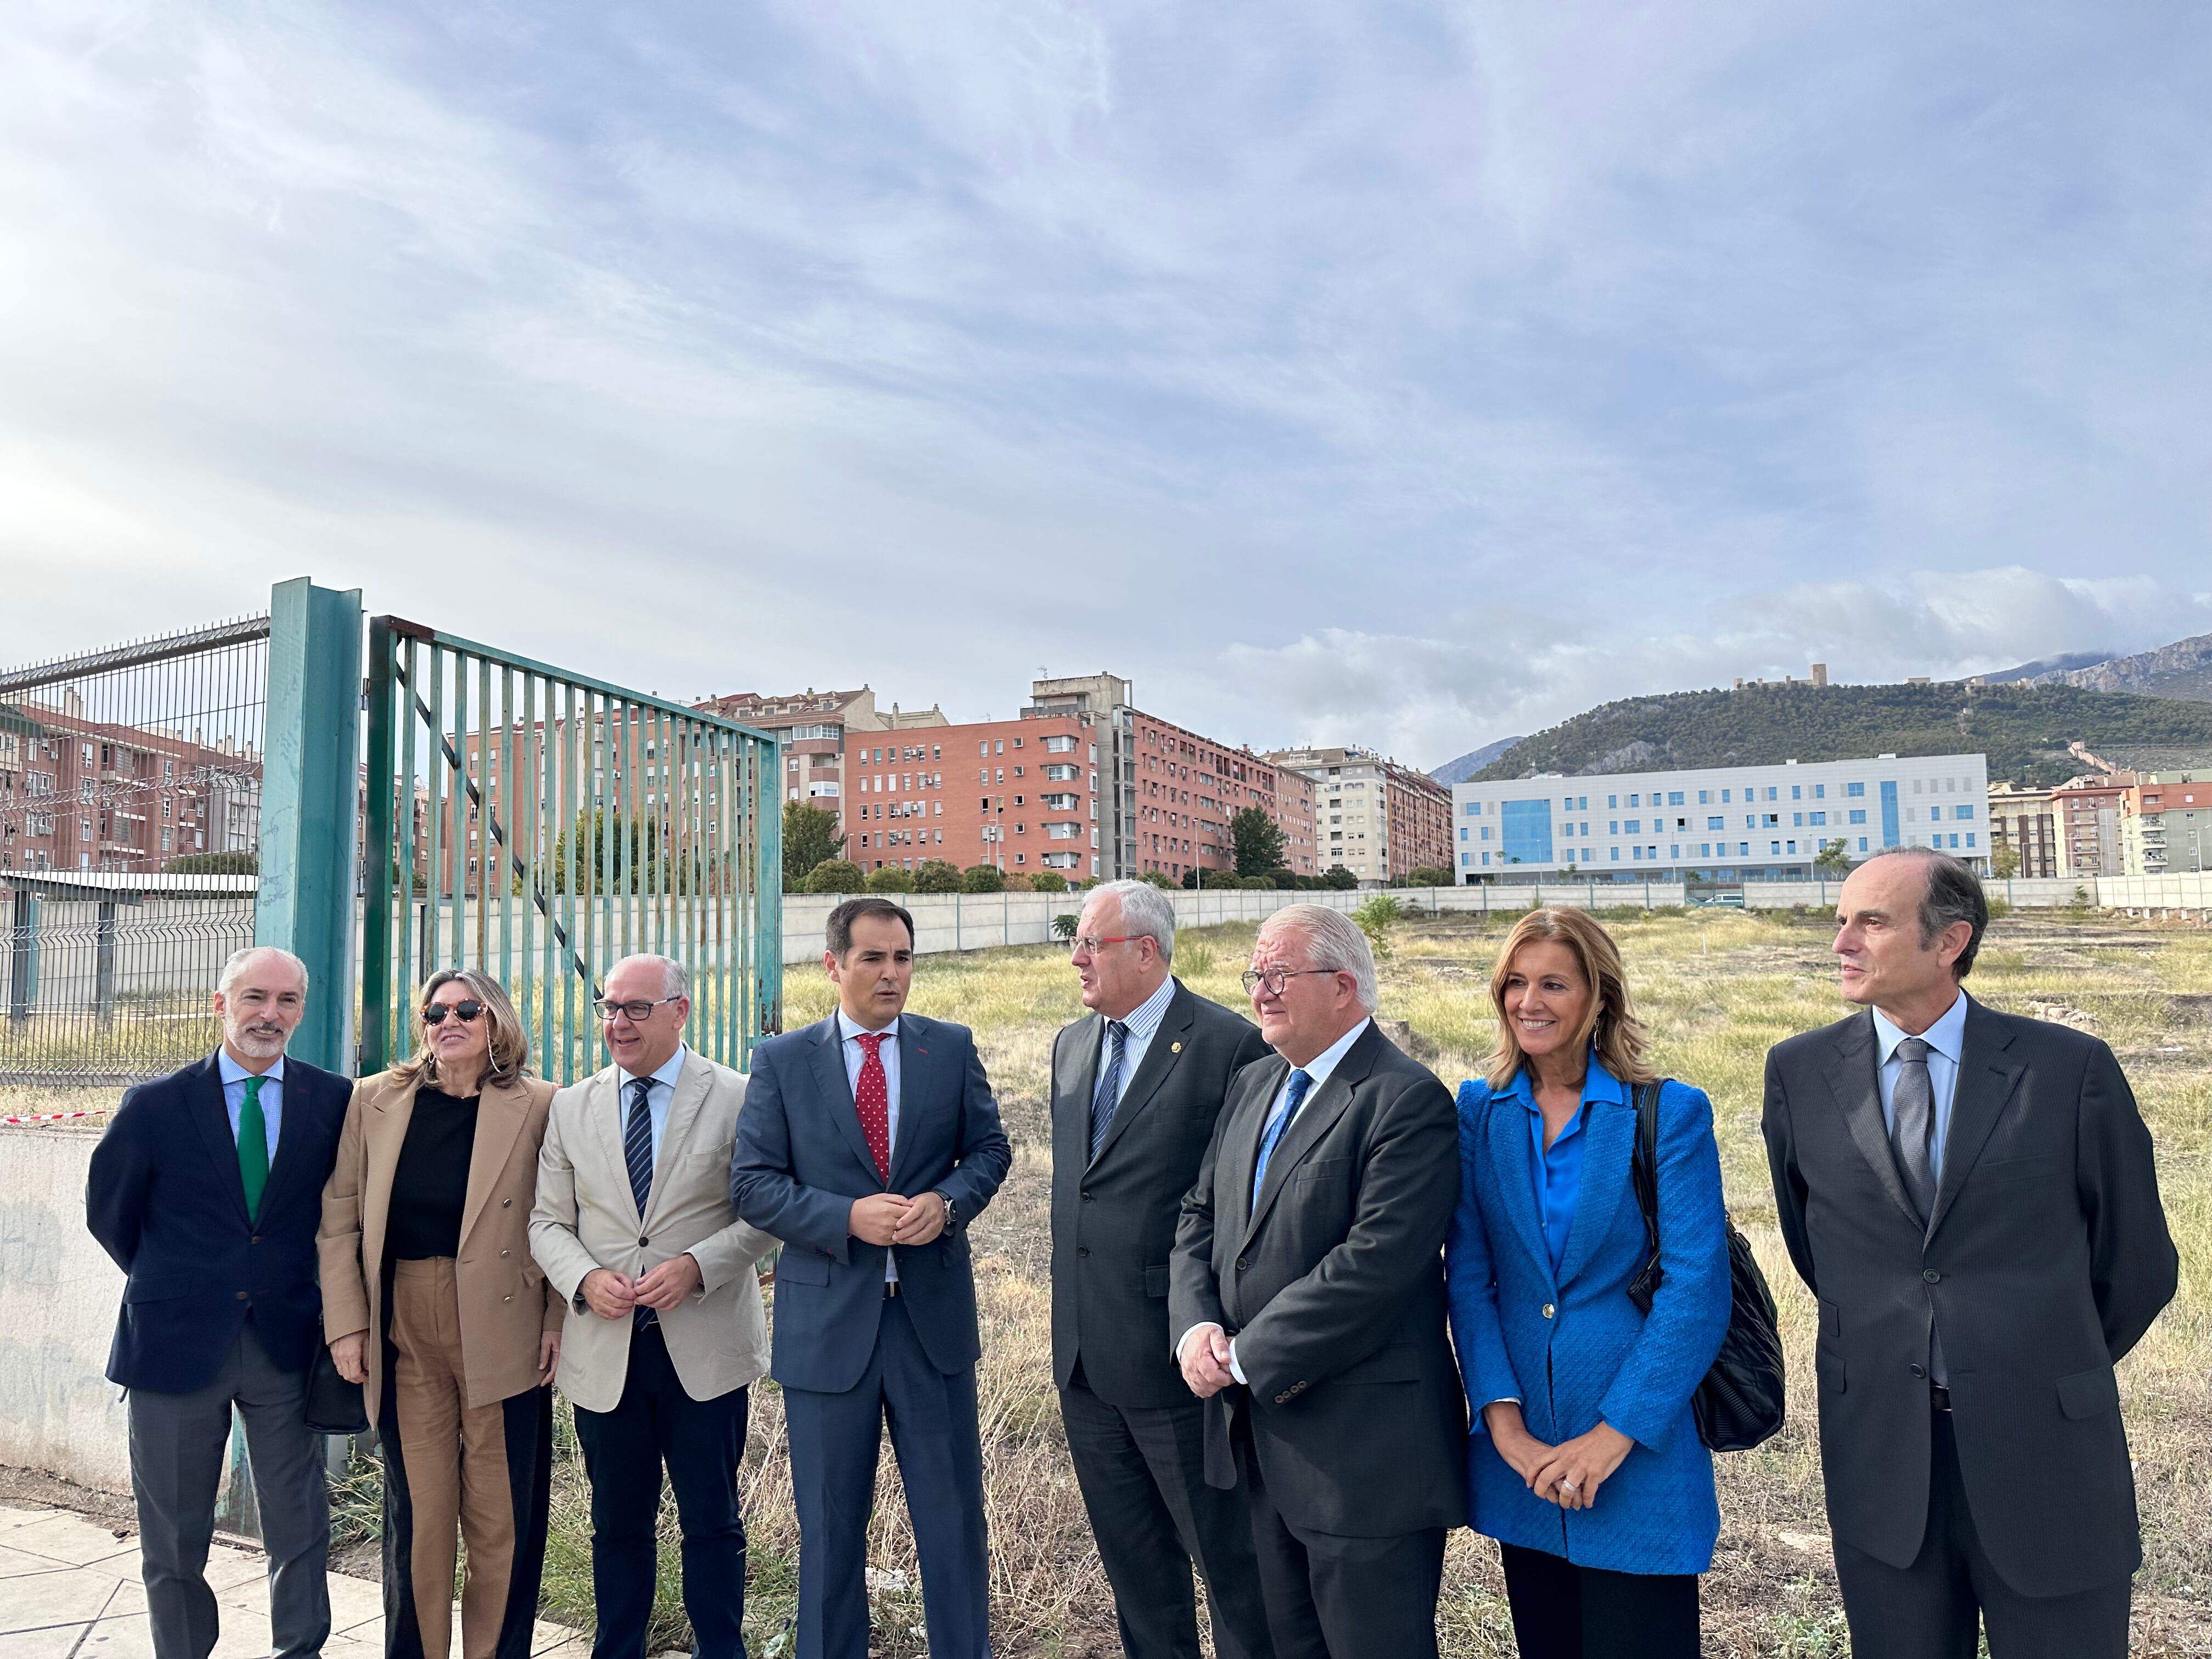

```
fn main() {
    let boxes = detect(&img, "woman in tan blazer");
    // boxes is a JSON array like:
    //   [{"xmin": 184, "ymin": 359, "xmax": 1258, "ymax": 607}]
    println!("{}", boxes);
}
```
[{"xmin": 319, "ymin": 969, "xmax": 560, "ymax": 1659}]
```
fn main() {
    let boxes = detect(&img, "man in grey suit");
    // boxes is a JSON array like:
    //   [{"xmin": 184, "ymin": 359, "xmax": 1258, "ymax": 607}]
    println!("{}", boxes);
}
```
[
  {"xmin": 1051, "ymin": 879, "xmax": 1274, "ymax": 1659},
  {"xmin": 1764, "ymin": 848, "xmax": 2177, "ymax": 1659},
  {"xmin": 1170, "ymin": 905, "xmax": 1465, "ymax": 1659}
]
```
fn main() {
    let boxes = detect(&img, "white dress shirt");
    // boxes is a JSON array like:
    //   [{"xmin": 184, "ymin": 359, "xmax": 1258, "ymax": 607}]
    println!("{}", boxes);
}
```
[
  {"xmin": 1097, "ymin": 973, "xmax": 1178, "ymax": 1110},
  {"xmin": 1872, "ymin": 990, "xmax": 1967, "ymax": 1180},
  {"xmin": 615, "ymin": 1042, "xmax": 690, "ymax": 1166},
  {"xmin": 837, "ymin": 1009, "xmax": 903, "ymax": 1282},
  {"xmin": 1181, "ymin": 1015, "xmax": 1374, "ymax": 1383},
  {"xmin": 216, "ymin": 1048, "xmax": 284, "ymax": 1164}
]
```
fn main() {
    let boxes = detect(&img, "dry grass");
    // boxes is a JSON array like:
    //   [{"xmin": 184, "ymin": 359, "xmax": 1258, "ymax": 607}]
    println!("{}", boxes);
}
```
[{"xmin": 740, "ymin": 907, "xmax": 2212, "ymax": 1657}]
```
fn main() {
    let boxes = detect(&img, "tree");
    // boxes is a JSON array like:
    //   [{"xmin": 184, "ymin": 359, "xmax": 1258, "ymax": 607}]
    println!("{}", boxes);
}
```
[
  {"xmin": 1404, "ymin": 865, "xmax": 1454, "ymax": 889},
  {"xmin": 1002, "ymin": 873, "xmax": 1035, "ymax": 891},
  {"xmin": 782, "ymin": 802, "xmax": 846, "ymax": 889},
  {"xmin": 803, "ymin": 859, "xmax": 865, "ymax": 894},
  {"xmin": 1028, "ymin": 870, "xmax": 1069, "ymax": 892},
  {"xmin": 1230, "ymin": 807, "xmax": 1288, "ymax": 877},
  {"xmin": 1050, "ymin": 911, "xmax": 1080, "ymax": 940},
  {"xmin": 548, "ymin": 808, "xmax": 663, "ymax": 894},
  {"xmin": 1813, "ymin": 838, "xmax": 1851, "ymax": 878},
  {"xmin": 1989, "ymin": 843, "xmax": 2021, "ymax": 880},
  {"xmin": 961, "ymin": 864, "xmax": 1005, "ymax": 893},
  {"xmin": 1135, "ymin": 870, "xmax": 1179, "ymax": 890},
  {"xmin": 164, "ymin": 850, "xmax": 257, "ymax": 875},
  {"xmin": 913, "ymin": 859, "xmax": 964, "ymax": 892},
  {"xmin": 865, "ymin": 865, "xmax": 915, "ymax": 893},
  {"xmin": 1321, "ymin": 865, "xmax": 1358, "ymax": 891},
  {"xmin": 1352, "ymin": 894, "xmax": 1403, "ymax": 959}
]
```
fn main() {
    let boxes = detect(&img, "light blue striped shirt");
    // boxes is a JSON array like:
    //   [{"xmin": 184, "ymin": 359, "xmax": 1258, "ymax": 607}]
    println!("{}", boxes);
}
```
[
  {"xmin": 1097, "ymin": 973, "xmax": 1178, "ymax": 1107},
  {"xmin": 216, "ymin": 1049, "xmax": 283, "ymax": 1164}
]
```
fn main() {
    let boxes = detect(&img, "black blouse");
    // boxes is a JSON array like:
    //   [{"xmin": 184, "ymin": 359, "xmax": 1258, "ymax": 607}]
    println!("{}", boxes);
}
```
[{"xmin": 387, "ymin": 1087, "xmax": 479, "ymax": 1260}]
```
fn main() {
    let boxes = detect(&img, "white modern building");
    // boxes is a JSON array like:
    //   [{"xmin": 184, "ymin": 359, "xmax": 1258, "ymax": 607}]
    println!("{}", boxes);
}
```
[{"xmin": 1450, "ymin": 752, "xmax": 1991, "ymax": 884}]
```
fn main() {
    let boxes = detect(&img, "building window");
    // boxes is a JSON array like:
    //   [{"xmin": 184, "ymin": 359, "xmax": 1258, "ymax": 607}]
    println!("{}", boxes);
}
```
[
  {"xmin": 1859, "ymin": 837, "xmax": 1869, "ymax": 851},
  {"xmin": 1957, "ymin": 804, "xmax": 1975, "ymax": 820},
  {"xmin": 1668, "ymin": 792, "xmax": 1684, "ymax": 806},
  {"xmin": 1609, "ymin": 848, "xmax": 1621, "ymax": 861},
  {"xmin": 1607, "ymin": 796, "xmax": 1618, "ymax": 809},
  {"xmin": 1814, "ymin": 785, "xmax": 1825, "ymax": 799},
  {"xmin": 1966, "ymin": 833, "xmax": 1977, "ymax": 848},
  {"xmin": 1848, "ymin": 782, "xmax": 1865, "ymax": 797}
]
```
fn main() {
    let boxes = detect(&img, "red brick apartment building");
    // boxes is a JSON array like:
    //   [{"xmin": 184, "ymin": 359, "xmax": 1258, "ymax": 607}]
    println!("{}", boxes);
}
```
[
  {"xmin": 691, "ymin": 686, "xmax": 946, "ymax": 811},
  {"xmin": 840, "ymin": 672, "xmax": 1320, "ymax": 884},
  {"xmin": 0, "ymin": 692, "xmax": 259, "ymax": 875}
]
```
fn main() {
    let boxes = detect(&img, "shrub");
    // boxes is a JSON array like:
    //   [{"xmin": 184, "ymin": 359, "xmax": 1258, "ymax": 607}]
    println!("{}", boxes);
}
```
[
  {"xmin": 165, "ymin": 850, "xmax": 258, "ymax": 875},
  {"xmin": 1136, "ymin": 870, "xmax": 1180, "ymax": 890},
  {"xmin": 1002, "ymin": 873, "xmax": 1034, "ymax": 891},
  {"xmin": 803, "ymin": 859, "xmax": 865, "ymax": 894},
  {"xmin": 1404, "ymin": 866, "xmax": 1454, "ymax": 889},
  {"xmin": 1352, "ymin": 893, "xmax": 1404, "ymax": 958},
  {"xmin": 1050, "ymin": 912, "xmax": 1079, "ymax": 941},
  {"xmin": 865, "ymin": 866, "xmax": 915, "ymax": 893},
  {"xmin": 1321, "ymin": 865, "xmax": 1358, "ymax": 890},
  {"xmin": 1029, "ymin": 871, "xmax": 1070, "ymax": 892},
  {"xmin": 962, "ymin": 865, "xmax": 1006, "ymax": 893},
  {"xmin": 914, "ymin": 860, "xmax": 964, "ymax": 893}
]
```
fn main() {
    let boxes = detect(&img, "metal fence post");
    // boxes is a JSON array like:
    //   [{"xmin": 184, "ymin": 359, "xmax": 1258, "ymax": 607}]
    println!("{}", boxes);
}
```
[{"xmin": 255, "ymin": 578, "xmax": 364, "ymax": 1074}]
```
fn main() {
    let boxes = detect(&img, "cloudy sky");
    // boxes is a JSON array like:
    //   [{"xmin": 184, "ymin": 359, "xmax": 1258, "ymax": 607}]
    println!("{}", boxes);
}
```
[{"xmin": 5, "ymin": 2, "xmax": 2210, "ymax": 768}]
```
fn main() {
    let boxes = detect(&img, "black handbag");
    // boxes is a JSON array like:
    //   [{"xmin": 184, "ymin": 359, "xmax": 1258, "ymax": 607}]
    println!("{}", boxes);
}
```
[
  {"xmin": 1624, "ymin": 1079, "xmax": 1786, "ymax": 1452},
  {"xmin": 304, "ymin": 1332, "xmax": 370, "ymax": 1436}
]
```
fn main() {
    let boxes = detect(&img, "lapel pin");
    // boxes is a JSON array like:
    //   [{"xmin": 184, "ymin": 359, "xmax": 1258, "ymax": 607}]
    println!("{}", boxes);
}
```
[{"xmin": 1171, "ymin": 1042, "xmax": 1182, "ymax": 1053}]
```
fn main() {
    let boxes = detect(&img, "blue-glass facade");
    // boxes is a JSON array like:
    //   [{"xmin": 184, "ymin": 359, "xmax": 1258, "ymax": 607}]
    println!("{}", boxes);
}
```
[
  {"xmin": 1881, "ymin": 780, "xmax": 1901, "ymax": 847},
  {"xmin": 1500, "ymin": 799, "xmax": 1554, "ymax": 866}
]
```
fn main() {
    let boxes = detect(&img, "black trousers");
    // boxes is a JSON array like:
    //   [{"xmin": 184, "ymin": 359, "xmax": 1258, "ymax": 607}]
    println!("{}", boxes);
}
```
[
  {"xmin": 571, "ymin": 1322, "xmax": 750, "ymax": 1659},
  {"xmin": 1833, "ymin": 1408, "xmax": 2131, "ymax": 1659},
  {"xmin": 1059, "ymin": 1363, "xmax": 1274, "ymax": 1659},
  {"xmin": 1497, "ymin": 1542, "xmax": 1700, "ymax": 1659},
  {"xmin": 1238, "ymin": 1419, "xmax": 1443, "ymax": 1659}
]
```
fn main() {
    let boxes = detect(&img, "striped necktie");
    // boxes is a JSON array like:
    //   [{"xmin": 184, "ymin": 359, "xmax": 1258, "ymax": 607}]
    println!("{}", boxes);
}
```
[
  {"xmin": 1089, "ymin": 1020, "xmax": 1130, "ymax": 1159},
  {"xmin": 623, "ymin": 1077, "xmax": 656, "ymax": 1329}
]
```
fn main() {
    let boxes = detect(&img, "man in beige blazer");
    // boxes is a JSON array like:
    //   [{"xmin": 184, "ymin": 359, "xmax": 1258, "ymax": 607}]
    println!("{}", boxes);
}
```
[{"xmin": 531, "ymin": 953, "xmax": 777, "ymax": 1659}]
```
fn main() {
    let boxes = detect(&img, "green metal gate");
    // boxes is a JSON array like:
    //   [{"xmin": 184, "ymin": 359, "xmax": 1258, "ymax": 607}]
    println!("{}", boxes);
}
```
[{"xmin": 357, "ymin": 615, "xmax": 781, "ymax": 1082}]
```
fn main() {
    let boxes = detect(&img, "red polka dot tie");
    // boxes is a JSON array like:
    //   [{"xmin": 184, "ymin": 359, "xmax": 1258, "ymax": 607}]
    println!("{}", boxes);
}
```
[{"xmin": 853, "ymin": 1032, "xmax": 892, "ymax": 1184}]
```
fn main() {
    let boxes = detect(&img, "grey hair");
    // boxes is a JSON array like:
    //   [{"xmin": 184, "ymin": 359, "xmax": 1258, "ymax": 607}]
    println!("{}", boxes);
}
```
[
  {"xmin": 1259, "ymin": 904, "xmax": 1378, "ymax": 1013},
  {"xmin": 609, "ymin": 952, "xmax": 689, "ymax": 1000},
  {"xmin": 217, "ymin": 945, "xmax": 309, "ymax": 996},
  {"xmin": 1088, "ymin": 879, "xmax": 1176, "ymax": 966},
  {"xmin": 1870, "ymin": 848, "xmax": 1989, "ymax": 979}
]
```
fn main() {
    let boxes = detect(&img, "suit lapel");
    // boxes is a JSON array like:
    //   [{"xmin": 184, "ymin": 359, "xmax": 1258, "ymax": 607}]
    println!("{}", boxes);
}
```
[
  {"xmin": 1054, "ymin": 1013, "xmax": 1102, "ymax": 1177},
  {"xmin": 256, "ymin": 1063, "xmax": 317, "ymax": 1222},
  {"xmin": 190, "ymin": 1053, "xmax": 252, "ymax": 1229},
  {"xmin": 1927, "ymin": 998, "xmax": 2023, "ymax": 1240},
  {"xmin": 459, "ymin": 1076, "xmax": 529, "ymax": 1248},
  {"xmin": 888, "ymin": 1014, "xmax": 934, "ymax": 1192},
  {"xmin": 1219, "ymin": 1057, "xmax": 1283, "ymax": 1246},
  {"xmin": 362, "ymin": 1075, "xmax": 419, "ymax": 1267},
  {"xmin": 587, "ymin": 1066, "xmax": 642, "ymax": 1227},
  {"xmin": 1820, "ymin": 1010, "xmax": 1923, "ymax": 1232},
  {"xmin": 1242, "ymin": 1024, "xmax": 1380, "ymax": 1245},
  {"xmin": 1090, "ymin": 983, "xmax": 1192, "ymax": 1168},
  {"xmin": 1483, "ymin": 1088, "xmax": 1555, "ymax": 1288},
  {"xmin": 809, "ymin": 1017, "xmax": 883, "ymax": 1186},
  {"xmin": 1555, "ymin": 1096, "xmax": 1634, "ymax": 1289},
  {"xmin": 645, "ymin": 1051, "xmax": 715, "ymax": 1224}
]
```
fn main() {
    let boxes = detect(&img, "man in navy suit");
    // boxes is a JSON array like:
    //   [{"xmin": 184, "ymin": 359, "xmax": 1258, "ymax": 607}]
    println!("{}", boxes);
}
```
[
  {"xmin": 731, "ymin": 896, "xmax": 1012, "ymax": 1659},
  {"xmin": 85, "ymin": 945, "xmax": 353, "ymax": 1659}
]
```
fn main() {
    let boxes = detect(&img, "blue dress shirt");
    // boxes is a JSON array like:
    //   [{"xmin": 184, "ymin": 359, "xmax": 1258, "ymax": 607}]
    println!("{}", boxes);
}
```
[
  {"xmin": 1504, "ymin": 1062, "xmax": 1621, "ymax": 1274},
  {"xmin": 216, "ymin": 1048, "xmax": 284, "ymax": 1165},
  {"xmin": 614, "ymin": 1042, "xmax": 690, "ymax": 1165},
  {"xmin": 1871, "ymin": 990, "xmax": 1968, "ymax": 1180},
  {"xmin": 1098, "ymin": 973, "xmax": 1177, "ymax": 1110},
  {"xmin": 836, "ymin": 1009, "xmax": 904, "ymax": 1282}
]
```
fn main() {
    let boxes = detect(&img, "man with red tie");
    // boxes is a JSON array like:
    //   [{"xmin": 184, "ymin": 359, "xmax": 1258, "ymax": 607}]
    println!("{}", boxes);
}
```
[{"xmin": 731, "ymin": 897, "xmax": 1012, "ymax": 1659}]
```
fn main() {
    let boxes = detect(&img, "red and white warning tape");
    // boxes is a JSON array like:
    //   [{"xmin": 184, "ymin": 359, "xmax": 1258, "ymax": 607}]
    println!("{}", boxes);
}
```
[{"xmin": 2, "ymin": 1109, "xmax": 111, "ymax": 1125}]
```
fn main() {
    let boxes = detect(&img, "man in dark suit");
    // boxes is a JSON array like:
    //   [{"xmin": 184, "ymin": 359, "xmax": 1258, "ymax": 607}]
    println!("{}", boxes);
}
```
[
  {"xmin": 85, "ymin": 945, "xmax": 353, "ymax": 1659},
  {"xmin": 731, "ymin": 896, "xmax": 1013, "ymax": 1659},
  {"xmin": 1170, "ymin": 904, "xmax": 1465, "ymax": 1659},
  {"xmin": 1764, "ymin": 847, "xmax": 2176, "ymax": 1659},
  {"xmin": 1051, "ymin": 879, "xmax": 1274, "ymax": 1659}
]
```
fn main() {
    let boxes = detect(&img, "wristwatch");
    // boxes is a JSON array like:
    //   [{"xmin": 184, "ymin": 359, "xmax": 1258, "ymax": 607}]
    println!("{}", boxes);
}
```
[{"xmin": 933, "ymin": 1190, "xmax": 961, "ymax": 1234}]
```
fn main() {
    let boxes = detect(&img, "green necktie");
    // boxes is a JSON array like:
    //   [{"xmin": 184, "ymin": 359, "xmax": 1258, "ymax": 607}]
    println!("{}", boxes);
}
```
[{"xmin": 238, "ymin": 1074, "xmax": 270, "ymax": 1224}]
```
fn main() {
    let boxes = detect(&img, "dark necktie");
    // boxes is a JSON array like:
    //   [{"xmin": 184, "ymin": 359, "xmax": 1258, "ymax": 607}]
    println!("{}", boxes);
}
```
[
  {"xmin": 854, "ymin": 1033, "xmax": 893, "ymax": 1183},
  {"xmin": 1252, "ymin": 1068, "xmax": 1314, "ymax": 1206},
  {"xmin": 623, "ymin": 1077, "xmax": 656, "ymax": 1218},
  {"xmin": 1891, "ymin": 1037, "xmax": 1938, "ymax": 1225},
  {"xmin": 237, "ymin": 1074, "xmax": 270, "ymax": 1224},
  {"xmin": 623, "ymin": 1077, "xmax": 657, "ymax": 1329},
  {"xmin": 1089, "ymin": 1020, "xmax": 1130, "ymax": 1159}
]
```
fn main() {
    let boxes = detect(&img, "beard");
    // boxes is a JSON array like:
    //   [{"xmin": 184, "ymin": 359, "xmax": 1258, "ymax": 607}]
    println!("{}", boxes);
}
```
[{"xmin": 229, "ymin": 1020, "xmax": 290, "ymax": 1058}]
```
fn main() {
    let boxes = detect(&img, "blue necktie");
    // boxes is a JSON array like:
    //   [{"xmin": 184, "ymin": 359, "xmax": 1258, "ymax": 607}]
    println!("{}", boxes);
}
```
[
  {"xmin": 1252, "ymin": 1068, "xmax": 1313, "ymax": 1206},
  {"xmin": 1089, "ymin": 1020, "xmax": 1130, "ymax": 1160},
  {"xmin": 623, "ymin": 1078, "xmax": 656, "ymax": 1329}
]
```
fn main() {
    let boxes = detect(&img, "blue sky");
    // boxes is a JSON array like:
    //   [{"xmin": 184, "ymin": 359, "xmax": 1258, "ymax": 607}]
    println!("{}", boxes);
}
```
[{"xmin": 5, "ymin": 2, "xmax": 2210, "ymax": 767}]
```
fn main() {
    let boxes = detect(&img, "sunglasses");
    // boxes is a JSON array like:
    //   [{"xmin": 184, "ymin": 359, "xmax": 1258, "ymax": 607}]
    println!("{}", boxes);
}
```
[{"xmin": 421, "ymin": 1000, "xmax": 485, "ymax": 1026}]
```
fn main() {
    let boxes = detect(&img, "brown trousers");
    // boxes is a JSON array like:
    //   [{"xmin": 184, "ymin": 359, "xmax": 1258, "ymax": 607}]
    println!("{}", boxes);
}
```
[{"xmin": 390, "ymin": 1259, "xmax": 520, "ymax": 1659}]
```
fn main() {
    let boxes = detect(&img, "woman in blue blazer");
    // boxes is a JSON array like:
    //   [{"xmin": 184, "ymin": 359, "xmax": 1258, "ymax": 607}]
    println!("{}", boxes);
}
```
[{"xmin": 1445, "ymin": 908, "xmax": 1731, "ymax": 1659}]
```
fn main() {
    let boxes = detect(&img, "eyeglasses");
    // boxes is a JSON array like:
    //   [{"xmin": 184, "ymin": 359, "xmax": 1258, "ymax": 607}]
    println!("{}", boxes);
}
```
[
  {"xmin": 1239, "ymin": 967, "xmax": 1335, "ymax": 997},
  {"xmin": 594, "ymin": 995, "xmax": 682, "ymax": 1024},
  {"xmin": 1068, "ymin": 934, "xmax": 1139, "ymax": 957},
  {"xmin": 421, "ymin": 1000, "xmax": 484, "ymax": 1026}
]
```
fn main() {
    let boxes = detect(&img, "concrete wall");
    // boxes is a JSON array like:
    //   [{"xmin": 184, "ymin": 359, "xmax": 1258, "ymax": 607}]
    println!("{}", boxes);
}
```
[{"xmin": 0, "ymin": 1124, "xmax": 131, "ymax": 1492}]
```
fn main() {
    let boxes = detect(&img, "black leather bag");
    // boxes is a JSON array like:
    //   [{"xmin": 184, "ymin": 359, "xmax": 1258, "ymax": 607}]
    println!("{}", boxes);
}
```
[
  {"xmin": 304, "ymin": 1332, "xmax": 370, "ymax": 1437},
  {"xmin": 1624, "ymin": 1079, "xmax": 1786, "ymax": 1452}
]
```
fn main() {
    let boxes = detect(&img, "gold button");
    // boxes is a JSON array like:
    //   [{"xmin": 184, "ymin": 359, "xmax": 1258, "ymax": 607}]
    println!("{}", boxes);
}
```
[{"xmin": 1542, "ymin": 1303, "xmax": 1556, "ymax": 1319}]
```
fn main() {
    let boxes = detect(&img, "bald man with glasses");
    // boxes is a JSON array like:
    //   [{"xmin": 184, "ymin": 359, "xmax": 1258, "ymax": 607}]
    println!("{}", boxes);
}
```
[{"xmin": 531, "ymin": 953, "xmax": 778, "ymax": 1659}]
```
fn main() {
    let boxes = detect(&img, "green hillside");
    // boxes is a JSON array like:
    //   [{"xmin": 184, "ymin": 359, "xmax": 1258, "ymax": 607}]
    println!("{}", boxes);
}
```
[{"xmin": 1474, "ymin": 682, "xmax": 2212, "ymax": 787}]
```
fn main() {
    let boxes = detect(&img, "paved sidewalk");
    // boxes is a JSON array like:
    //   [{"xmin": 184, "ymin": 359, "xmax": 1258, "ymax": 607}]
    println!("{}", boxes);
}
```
[{"xmin": 0, "ymin": 1505, "xmax": 587, "ymax": 1659}]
